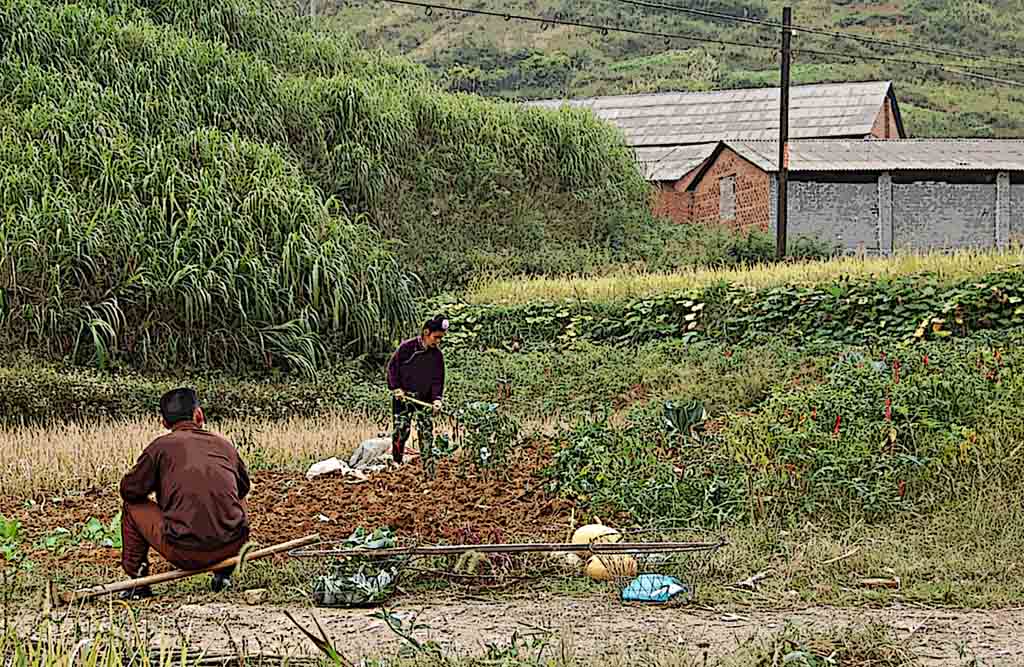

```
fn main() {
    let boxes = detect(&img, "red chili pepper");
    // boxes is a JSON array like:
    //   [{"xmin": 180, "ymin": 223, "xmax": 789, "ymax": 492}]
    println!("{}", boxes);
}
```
[
  {"xmin": 884, "ymin": 398, "xmax": 892, "ymax": 422},
  {"xmin": 922, "ymin": 354, "xmax": 929, "ymax": 366},
  {"xmin": 898, "ymin": 479, "xmax": 906, "ymax": 498},
  {"xmin": 893, "ymin": 359, "xmax": 901, "ymax": 384},
  {"xmin": 811, "ymin": 407, "xmax": 817, "ymax": 419},
  {"xmin": 833, "ymin": 414, "xmax": 842, "ymax": 436}
]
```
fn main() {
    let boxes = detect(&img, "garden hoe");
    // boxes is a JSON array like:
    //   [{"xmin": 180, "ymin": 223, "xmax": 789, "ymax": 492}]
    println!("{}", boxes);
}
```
[
  {"xmin": 396, "ymin": 392, "xmax": 458, "ymax": 419},
  {"xmin": 54, "ymin": 534, "xmax": 321, "ymax": 606}
]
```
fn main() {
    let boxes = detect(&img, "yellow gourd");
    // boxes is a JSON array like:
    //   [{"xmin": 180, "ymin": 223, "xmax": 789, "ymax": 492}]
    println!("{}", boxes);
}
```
[
  {"xmin": 571, "ymin": 523, "xmax": 622, "ymax": 545},
  {"xmin": 584, "ymin": 555, "xmax": 638, "ymax": 581}
]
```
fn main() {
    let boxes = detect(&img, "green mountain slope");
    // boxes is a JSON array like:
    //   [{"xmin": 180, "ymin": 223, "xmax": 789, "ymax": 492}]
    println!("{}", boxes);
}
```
[{"xmin": 319, "ymin": 0, "xmax": 1024, "ymax": 138}]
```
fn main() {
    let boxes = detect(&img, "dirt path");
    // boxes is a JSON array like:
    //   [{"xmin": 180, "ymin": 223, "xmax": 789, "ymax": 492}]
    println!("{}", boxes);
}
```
[{"xmin": 108, "ymin": 595, "xmax": 1024, "ymax": 664}]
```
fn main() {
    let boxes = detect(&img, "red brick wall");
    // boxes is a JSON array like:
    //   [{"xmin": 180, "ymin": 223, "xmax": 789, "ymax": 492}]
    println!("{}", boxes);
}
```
[
  {"xmin": 651, "ymin": 184, "xmax": 692, "ymax": 224},
  {"xmin": 870, "ymin": 97, "xmax": 901, "ymax": 139},
  {"xmin": 688, "ymin": 147, "xmax": 772, "ymax": 232}
]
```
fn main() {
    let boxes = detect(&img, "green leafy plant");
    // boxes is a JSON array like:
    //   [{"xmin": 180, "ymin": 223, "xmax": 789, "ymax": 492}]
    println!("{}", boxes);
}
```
[
  {"xmin": 312, "ymin": 527, "xmax": 403, "ymax": 608},
  {"xmin": 0, "ymin": 515, "xmax": 31, "ymax": 572},
  {"xmin": 80, "ymin": 514, "xmax": 123, "ymax": 549},
  {"xmin": 439, "ymin": 267, "xmax": 1024, "ymax": 352},
  {"xmin": 40, "ymin": 528, "xmax": 73, "ymax": 553},
  {"xmin": 452, "ymin": 402, "xmax": 522, "ymax": 470}
]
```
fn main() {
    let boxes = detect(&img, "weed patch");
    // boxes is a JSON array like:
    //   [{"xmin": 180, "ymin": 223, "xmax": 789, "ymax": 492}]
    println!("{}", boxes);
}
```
[{"xmin": 545, "ymin": 335, "xmax": 1024, "ymax": 527}]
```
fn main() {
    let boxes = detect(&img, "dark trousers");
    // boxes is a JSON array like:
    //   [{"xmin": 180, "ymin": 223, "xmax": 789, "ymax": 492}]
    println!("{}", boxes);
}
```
[
  {"xmin": 121, "ymin": 500, "xmax": 248, "ymax": 577},
  {"xmin": 391, "ymin": 397, "xmax": 432, "ymax": 463}
]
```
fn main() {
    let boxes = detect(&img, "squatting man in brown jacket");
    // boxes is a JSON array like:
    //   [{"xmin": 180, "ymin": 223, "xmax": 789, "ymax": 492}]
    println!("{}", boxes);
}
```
[{"xmin": 118, "ymin": 388, "xmax": 251, "ymax": 599}]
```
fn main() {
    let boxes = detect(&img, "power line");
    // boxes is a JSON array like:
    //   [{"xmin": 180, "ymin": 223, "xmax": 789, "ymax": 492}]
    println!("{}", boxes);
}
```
[
  {"xmin": 607, "ymin": 0, "xmax": 1024, "ymax": 71},
  {"xmin": 372, "ymin": 0, "xmax": 777, "ymax": 53},
  {"xmin": 792, "ymin": 47, "xmax": 1024, "ymax": 88},
  {"xmin": 370, "ymin": 0, "xmax": 1024, "ymax": 89}
]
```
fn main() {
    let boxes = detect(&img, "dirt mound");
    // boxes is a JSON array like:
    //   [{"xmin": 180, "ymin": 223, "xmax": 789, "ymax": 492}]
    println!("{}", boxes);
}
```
[
  {"xmin": 2, "ymin": 443, "xmax": 574, "ymax": 573},
  {"xmin": 256, "ymin": 443, "xmax": 571, "ymax": 547}
]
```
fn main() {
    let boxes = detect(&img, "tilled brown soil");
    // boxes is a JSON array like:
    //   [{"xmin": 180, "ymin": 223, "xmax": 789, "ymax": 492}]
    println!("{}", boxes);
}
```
[{"xmin": 2, "ymin": 443, "xmax": 574, "ymax": 575}]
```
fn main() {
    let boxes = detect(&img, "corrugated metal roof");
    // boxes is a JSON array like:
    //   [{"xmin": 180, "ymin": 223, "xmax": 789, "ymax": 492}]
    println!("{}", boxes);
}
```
[
  {"xmin": 723, "ymin": 139, "xmax": 1024, "ymax": 172},
  {"xmin": 525, "ymin": 81, "xmax": 893, "ymax": 147},
  {"xmin": 634, "ymin": 144, "xmax": 716, "ymax": 181}
]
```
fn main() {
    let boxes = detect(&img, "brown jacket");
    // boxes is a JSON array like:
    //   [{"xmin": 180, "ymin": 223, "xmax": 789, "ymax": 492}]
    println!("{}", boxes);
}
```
[{"xmin": 120, "ymin": 422, "xmax": 250, "ymax": 551}]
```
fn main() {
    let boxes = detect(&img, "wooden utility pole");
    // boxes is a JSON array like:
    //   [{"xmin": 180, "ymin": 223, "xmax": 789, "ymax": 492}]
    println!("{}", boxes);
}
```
[{"xmin": 776, "ymin": 6, "xmax": 792, "ymax": 260}]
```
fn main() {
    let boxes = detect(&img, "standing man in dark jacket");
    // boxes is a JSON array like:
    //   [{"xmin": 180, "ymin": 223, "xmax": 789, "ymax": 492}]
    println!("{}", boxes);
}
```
[
  {"xmin": 386, "ymin": 314, "xmax": 448, "ymax": 464},
  {"xmin": 119, "ymin": 387, "xmax": 251, "ymax": 599}
]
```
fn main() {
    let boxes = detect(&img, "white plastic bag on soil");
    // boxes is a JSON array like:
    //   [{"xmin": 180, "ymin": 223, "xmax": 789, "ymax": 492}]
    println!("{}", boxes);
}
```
[
  {"xmin": 349, "ymin": 437, "xmax": 392, "ymax": 469},
  {"xmin": 306, "ymin": 457, "xmax": 346, "ymax": 480}
]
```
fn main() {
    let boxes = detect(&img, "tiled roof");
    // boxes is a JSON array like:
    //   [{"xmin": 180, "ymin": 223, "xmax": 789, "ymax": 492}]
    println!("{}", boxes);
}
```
[
  {"xmin": 724, "ymin": 139, "xmax": 1024, "ymax": 172},
  {"xmin": 633, "ymin": 144, "xmax": 717, "ymax": 181},
  {"xmin": 525, "ymin": 81, "xmax": 896, "ymax": 148}
]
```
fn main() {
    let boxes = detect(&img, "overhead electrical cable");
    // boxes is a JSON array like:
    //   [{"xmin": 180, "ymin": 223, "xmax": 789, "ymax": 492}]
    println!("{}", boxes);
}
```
[
  {"xmin": 368, "ymin": 0, "xmax": 1024, "ymax": 87},
  {"xmin": 606, "ymin": 0, "xmax": 1024, "ymax": 70}
]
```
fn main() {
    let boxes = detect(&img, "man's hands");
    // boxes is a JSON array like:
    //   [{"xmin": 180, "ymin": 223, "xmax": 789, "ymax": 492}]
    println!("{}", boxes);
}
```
[{"xmin": 393, "ymin": 388, "xmax": 441, "ymax": 412}]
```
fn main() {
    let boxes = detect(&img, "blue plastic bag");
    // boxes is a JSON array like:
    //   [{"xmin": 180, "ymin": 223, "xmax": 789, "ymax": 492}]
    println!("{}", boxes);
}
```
[{"xmin": 621, "ymin": 574, "xmax": 691, "ymax": 603}]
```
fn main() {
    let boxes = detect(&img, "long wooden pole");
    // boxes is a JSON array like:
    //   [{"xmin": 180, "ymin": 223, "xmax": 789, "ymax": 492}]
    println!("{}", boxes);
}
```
[
  {"xmin": 776, "ymin": 6, "xmax": 792, "ymax": 260},
  {"xmin": 59, "ymin": 534, "xmax": 320, "ymax": 605},
  {"xmin": 396, "ymin": 393, "xmax": 457, "ymax": 419},
  {"xmin": 289, "ymin": 539, "xmax": 727, "ymax": 559}
]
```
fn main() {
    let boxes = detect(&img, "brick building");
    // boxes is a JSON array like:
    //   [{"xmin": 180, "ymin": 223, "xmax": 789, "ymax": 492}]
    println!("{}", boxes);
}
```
[
  {"xmin": 685, "ymin": 139, "xmax": 1024, "ymax": 253},
  {"xmin": 526, "ymin": 80, "xmax": 905, "ymax": 223}
]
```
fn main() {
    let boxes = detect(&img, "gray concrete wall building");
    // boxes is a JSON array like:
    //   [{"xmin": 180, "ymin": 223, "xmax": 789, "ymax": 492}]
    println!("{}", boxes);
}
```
[
  {"xmin": 772, "ymin": 171, "xmax": 1011, "ymax": 254},
  {"xmin": 892, "ymin": 176, "xmax": 997, "ymax": 251},
  {"xmin": 685, "ymin": 139, "xmax": 1024, "ymax": 254},
  {"xmin": 787, "ymin": 177, "xmax": 879, "ymax": 252},
  {"xmin": 1011, "ymin": 177, "xmax": 1024, "ymax": 246}
]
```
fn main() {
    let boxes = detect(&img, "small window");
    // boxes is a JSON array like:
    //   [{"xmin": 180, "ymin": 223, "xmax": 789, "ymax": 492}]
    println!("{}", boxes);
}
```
[{"xmin": 719, "ymin": 175, "xmax": 736, "ymax": 221}]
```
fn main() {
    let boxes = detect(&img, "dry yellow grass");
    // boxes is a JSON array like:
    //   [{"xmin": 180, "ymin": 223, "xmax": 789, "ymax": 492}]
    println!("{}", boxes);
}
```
[
  {"xmin": 0, "ymin": 414, "xmax": 568, "ymax": 500},
  {"xmin": 0, "ymin": 414, "xmax": 387, "ymax": 499},
  {"xmin": 467, "ymin": 248, "xmax": 1024, "ymax": 305}
]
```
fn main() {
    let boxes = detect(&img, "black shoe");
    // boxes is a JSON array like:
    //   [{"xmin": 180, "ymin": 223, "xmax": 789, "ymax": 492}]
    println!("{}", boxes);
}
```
[
  {"xmin": 119, "ymin": 585, "xmax": 154, "ymax": 600},
  {"xmin": 118, "ymin": 563, "xmax": 152, "ymax": 600},
  {"xmin": 211, "ymin": 572, "xmax": 232, "ymax": 593}
]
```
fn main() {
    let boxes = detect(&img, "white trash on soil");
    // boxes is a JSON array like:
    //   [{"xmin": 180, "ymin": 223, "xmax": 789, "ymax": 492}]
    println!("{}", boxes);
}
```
[
  {"xmin": 305, "ymin": 436, "xmax": 396, "ymax": 482},
  {"xmin": 349, "ymin": 436, "xmax": 392, "ymax": 468}
]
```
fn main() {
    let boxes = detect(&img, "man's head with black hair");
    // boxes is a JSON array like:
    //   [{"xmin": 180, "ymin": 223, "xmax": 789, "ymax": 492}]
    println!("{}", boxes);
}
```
[{"xmin": 159, "ymin": 387, "xmax": 203, "ymax": 428}]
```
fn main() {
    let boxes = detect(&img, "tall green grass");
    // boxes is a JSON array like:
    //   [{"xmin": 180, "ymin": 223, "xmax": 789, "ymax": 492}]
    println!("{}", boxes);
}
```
[{"xmin": 0, "ymin": 0, "xmax": 652, "ymax": 372}]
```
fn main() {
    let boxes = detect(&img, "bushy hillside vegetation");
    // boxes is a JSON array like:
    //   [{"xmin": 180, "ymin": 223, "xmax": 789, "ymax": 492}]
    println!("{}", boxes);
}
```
[
  {"xmin": 0, "ymin": 0, "xmax": 655, "ymax": 373},
  {"xmin": 320, "ymin": 0, "xmax": 1024, "ymax": 138}
]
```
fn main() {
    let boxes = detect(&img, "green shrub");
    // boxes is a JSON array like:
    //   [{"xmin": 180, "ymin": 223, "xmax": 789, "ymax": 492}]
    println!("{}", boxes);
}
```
[
  {"xmin": 545, "ymin": 336, "xmax": 1024, "ymax": 525},
  {"xmin": 439, "ymin": 267, "xmax": 1024, "ymax": 351},
  {"xmin": 544, "ymin": 411, "xmax": 744, "ymax": 526},
  {"xmin": 718, "ymin": 339, "xmax": 1020, "ymax": 521},
  {"xmin": 0, "ymin": 353, "xmax": 388, "ymax": 424},
  {"xmin": 0, "ymin": 0, "xmax": 655, "ymax": 373}
]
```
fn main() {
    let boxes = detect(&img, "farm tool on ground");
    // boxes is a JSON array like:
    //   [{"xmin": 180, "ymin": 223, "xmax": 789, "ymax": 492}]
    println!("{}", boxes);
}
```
[
  {"xmin": 53, "ymin": 534, "xmax": 321, "ymax": 606},
  {"xmin": 290, "ymin": 534, "xmax": 727, "ymax": 607}
]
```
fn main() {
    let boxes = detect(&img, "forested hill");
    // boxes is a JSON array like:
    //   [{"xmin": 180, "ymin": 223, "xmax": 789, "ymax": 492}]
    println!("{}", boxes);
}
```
[{"xmin": 314, "ymin": 0, "xmax": 1024, "ymax": 138}]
